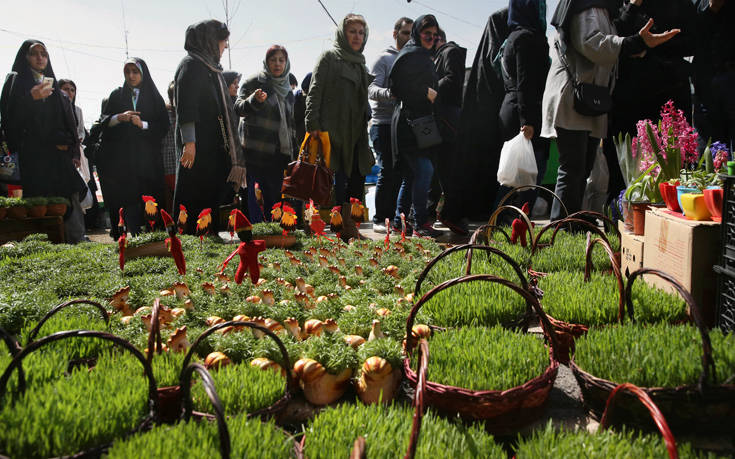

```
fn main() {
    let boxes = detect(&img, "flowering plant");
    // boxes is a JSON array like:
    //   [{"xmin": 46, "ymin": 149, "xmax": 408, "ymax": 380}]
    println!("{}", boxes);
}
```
[{"xmin": 710, "ymin": 141, "xmax": 730, "ymax": 172}]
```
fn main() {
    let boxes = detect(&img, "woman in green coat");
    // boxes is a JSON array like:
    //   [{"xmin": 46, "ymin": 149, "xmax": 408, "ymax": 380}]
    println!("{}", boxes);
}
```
[{"xmin": 305, "ymin": 14, "xmax": 375, "ymax": 206}]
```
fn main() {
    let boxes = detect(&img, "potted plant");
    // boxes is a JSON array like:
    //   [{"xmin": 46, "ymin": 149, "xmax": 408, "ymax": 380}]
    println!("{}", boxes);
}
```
[
  {"xmin": 623, "ymin": 164, "xmax": 660, "ymax": 235},
  {"xmin": 25, "ymin": 196, "xmax": 48, "ymax": 218},
  {"xmin": 613, "ymin": 132, "xmax": 643, "ymax": 231},
  {"xmin": 703, "ymin": 141, "xmax": 729, "ymax": 221},
  {"xmin": 6, "ymin": 197, "xmax": 28, "ymax": 219},
  {"xmin": 46, "ymin": 196, "xmax": 70, "ymax": 217}
]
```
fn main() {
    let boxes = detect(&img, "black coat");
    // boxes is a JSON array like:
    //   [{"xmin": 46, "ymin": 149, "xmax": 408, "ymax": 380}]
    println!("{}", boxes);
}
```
[
  {"xmin": 100, "ymin": 80, "xmax": 168, "ymax": 208},
  {"xmin": 693, "ymin": 0, "xmax": 735, "ymax": 108},
  {"xmin": 173, "ymin": 55, "xmax": 231, "ymax": 231},
  {"xmin": 434, "ymin": 41, "xmax": 467, "ymax": 141},
  {"xmin": 499, "ymin": 27, "xmax": 550, "ymax": 141},
  {"xmin": 0, "ymin": 40, "xmax": 84, "ymax": 199}
]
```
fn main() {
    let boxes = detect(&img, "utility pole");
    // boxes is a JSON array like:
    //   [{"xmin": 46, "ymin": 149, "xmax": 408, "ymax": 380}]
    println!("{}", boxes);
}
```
[
  {"xmin": 121, "ymin": 0, "xmax": 129, "ymax": 58},
  {"xmin": 223, "ymin": 0, "xmax": 232, "ymax": 68}
]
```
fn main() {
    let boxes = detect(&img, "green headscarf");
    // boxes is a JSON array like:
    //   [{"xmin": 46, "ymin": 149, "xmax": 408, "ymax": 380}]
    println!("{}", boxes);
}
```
[{"xmin": 333, "ymin": 15, "xmax": 369, "ymax": 64}]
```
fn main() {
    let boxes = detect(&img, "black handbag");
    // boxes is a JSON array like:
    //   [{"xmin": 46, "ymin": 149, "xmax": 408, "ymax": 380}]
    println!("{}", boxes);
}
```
[
  {"xmin": 555, "ymin": 41, "xmax": 612, "ymax": 117},
  {"xmin": 408, "ymin": 113, "xmax": 443, "ymax": 149}
]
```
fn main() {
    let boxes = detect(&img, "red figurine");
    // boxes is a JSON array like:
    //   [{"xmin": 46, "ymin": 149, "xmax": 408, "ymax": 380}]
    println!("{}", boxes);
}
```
[
  {"xmin": 280, "ymin": 204, "xmax": 297, "ymax": 234},
  {"xmin": 177, "ymin": 204, "xmax": 188, "ymax": 234},
  {"xmin": 161, "ymin": 209, "xmax": 186, "ymax": 275},
  {"xmin": 330, "ymin": 206, "xmax": 343, "ymax": 237},
  {"xmin": 350, "ymin": 197, "xmax": 365, "ymax": 223},
  {"xmin": 196, "ymin": 208, "xmax": 212, "ymax": 244},
  {"xmin": 117, "ymin": 208, "xmax": 127, "ymax": 271},
  {"xmin": 511, "ymin": 202, "xmax": 534, "ymax": 248},
  {"xmin": 220, "ymin": 210, "xmax": 266, "ymax": 285}
]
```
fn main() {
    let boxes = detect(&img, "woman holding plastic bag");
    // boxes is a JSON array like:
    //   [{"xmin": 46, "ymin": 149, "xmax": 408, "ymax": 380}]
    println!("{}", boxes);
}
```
[{"xmin": 495, "ymin": 0, "xmax": 551, "ymax": 215}]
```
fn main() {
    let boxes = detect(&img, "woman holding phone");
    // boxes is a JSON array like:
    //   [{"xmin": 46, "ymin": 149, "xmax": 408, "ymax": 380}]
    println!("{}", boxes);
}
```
[
  {"xmin": 99, "ymin": 57, "xmax": 169, "ymax": 238},
  {"xmin": 0, "ymin": 39, "xmax": 86, "ymax": 242}
]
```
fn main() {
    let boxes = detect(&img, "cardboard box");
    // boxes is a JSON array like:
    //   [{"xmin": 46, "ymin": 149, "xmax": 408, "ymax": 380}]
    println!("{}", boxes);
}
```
[
  {"xmin": 619, "ymin": 221, "xmax": 645, "ymax": 278},
  {"xmin": 642, "ymin": 207, "xmax": 720, "ymax": 326}
]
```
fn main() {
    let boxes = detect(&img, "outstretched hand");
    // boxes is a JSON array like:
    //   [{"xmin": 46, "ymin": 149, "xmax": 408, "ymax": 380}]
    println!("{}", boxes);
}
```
[
  {"xmin": 254, "ymin": 89, "xmax": 268, "ymax": 103},
  {"xmin": 639, "ymin": 19, "xmax": 680, "ymax": 48}
]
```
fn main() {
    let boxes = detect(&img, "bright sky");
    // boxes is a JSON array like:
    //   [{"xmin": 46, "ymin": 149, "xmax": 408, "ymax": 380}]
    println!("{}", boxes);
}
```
[{"xmin": 1, "ymin": 0, "xmax": 546, "ymax": 126}]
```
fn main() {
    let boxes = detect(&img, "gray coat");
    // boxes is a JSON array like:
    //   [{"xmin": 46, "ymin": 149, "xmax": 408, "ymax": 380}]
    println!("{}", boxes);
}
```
[{"xmin": 542, "ymin": 7, "xmax": 624, "ymax": 140}]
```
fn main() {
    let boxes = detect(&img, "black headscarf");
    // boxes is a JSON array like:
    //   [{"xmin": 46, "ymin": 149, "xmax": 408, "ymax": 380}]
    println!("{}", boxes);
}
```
[
  {"xmin": 120, "ymin": 57, "xmax": 167, "ymax": 121},
  {"xmin": 509, "ymin": 0, "xmax": 547, "ymax": 33},
  {"xmin": 184, "ymin": 19, "xmax": 230, "ymax": 68},
  {"xmin": 223, "ymin": 71, "xmax": 241, "ymax": 87},
  {"xmin": 393, "ymin": 14, "xmax": 439, "ymax": 65}
]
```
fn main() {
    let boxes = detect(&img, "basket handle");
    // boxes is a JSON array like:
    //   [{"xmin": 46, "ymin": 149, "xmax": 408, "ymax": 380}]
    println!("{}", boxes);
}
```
[
  {"xmin": 567, "ymin": 211, "xmax": 621, "ymax": 250},
  {"xmin": 182, "ymin": 320, "xmax": 298, "ymax": 398},
  {"xmin": 180, "ymin": 363, "xmax": 230, "ymax": 459},
  {"xmin": 0, "ymin": 326, "xmax": 24, "ymax": 391},
  {"xmin": 0, "ymin": 330, "xmax": 159, "ymax": 420},
  {"xmin": 468, "ymin": 224, "xmax": 511, "ymax": 245},
  {"xmin": 584, "ymin": 236, "xmax": 626, "ymax": 323},
  {"xmin": 26, "ymin": 299, "xmax": 109, "ymax": 344},
  {"xmin": 404, "ymin": 338, "xmax": 429, "ymax": 459},
  {"xmin": 600, "ymin": 383, "xmax": 678, "ymax": 459},
  {"xmin": 405, "ymin": 274, "xmax": 561, "ymax": 362},
  {"xmin": 488, "ymin": 205, "xmax": 534, "ymax": 250},
  {"xmin": 496, "ymin": 185, "xmax": 569, "ymax": 220},
  {"xmin": 625, "ymin": 268, "xmax": 715, "ymax": 387},
  {"xmin": 532, "ymin": 217, "xmax": 612, "ymax": 255},
  {"xmin": 146, "ymin": 298, "xmax": 164, "ymax": 366},
  {"xmin": 414, "ymin": 244, "xmax": 529, "ymax": 299}
]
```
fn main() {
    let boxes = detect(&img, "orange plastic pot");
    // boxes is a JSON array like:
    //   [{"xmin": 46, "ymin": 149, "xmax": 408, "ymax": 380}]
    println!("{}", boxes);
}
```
[{"xmin": 631, "ymin": 203, "xmax": 651, "ymax": 236}]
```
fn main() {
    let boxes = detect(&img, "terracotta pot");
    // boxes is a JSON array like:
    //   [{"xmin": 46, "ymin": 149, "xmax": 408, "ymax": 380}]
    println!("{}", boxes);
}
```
[
  {"xmin": 156, "ymin": 385, "xmax": 183, "ymax": 423},
  {"xmin": 631, "ymin": 203, "xmax": 651, "ymax": 236},
  {"xmin": 46, "ymin": 203, "xmax": 67, "ymax": 216},
  {"xmin": 28, "ymin": 205, "xmax": 47, "ymax": 218},
  {"xmin": 7, "ymin": 206, "xmax": 28, "ymax": 219},
  {"xmin": 659, "ymin": 182, "xmax": 681, "ymax": 212},
  {"xmin": 0, "ymin": 207, "xmax": 7, "ymax": 220},
  {"xmin": 261, "ymin": 234, "xmax": 297, "ymax": 248},
  {"xmin": 703, "ymin": 188, "xmax": 724, "ymax": 222}
]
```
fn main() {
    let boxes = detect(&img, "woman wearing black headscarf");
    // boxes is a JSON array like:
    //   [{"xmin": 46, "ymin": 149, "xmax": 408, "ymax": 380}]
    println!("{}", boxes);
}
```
[
  {"xmin": 174, "ymin": 19, "xmax": 246, "ymax": 235},
  {"xmin": 99, "ymin": 57, "xmax": 169, "ymax": 238},
  {"xmin": 223, "ymin": 70, "xmax": 241, "ymax": 105},
  {"xmin": 389, "ymin": 14, "xmax": 442, "ymax": 238},
  {"xmin": 0, "ymin": 40, "xmax": 86, "ymax": 242},
  {"xmin": 496, "ymin": 0, "xmax": 551, "ymax": 213}
]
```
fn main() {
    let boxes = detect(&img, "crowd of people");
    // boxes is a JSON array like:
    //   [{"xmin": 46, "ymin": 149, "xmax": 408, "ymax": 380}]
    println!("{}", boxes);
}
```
[{"xmin": 0, "ymin": 0, "xmax": 733, "ymax": 243}]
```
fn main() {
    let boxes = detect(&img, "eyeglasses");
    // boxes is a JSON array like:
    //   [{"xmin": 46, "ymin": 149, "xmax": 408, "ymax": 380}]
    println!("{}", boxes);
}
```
[{"xmin": 420, "ymin": 32, "xmax": 440, "ymax": 41}]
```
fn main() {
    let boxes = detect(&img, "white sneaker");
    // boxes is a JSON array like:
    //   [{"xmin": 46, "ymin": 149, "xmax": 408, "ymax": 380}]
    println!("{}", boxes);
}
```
[{"xmin": 372, "ymin": 222, "xmax": 387, "ymax": 233}]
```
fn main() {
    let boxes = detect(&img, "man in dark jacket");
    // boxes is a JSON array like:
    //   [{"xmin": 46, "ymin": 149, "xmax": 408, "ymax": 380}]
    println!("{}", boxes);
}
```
[
  {"xmin": 431, "ymin": 29, "xmax": 469, "ymax": 235},
  {"xmin": 693, "ymin": 0, "xmax": 735, "ymax": 148}
]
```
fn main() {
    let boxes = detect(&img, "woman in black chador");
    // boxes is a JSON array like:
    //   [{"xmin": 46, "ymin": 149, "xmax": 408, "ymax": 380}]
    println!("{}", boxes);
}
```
[
  {"xmin": 99, "ymin": 57, "xmax": 169, "ymax": 238},
  {"xmin": 174, "ymin": 19, "xmax": 247, "ymax": 235},
  {"xmin": 0, "ymin": 40, "xmax": 86, "ymax": 242}
]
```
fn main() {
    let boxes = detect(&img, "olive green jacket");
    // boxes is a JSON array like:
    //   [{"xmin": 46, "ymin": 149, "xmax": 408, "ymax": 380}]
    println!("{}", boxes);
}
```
[{"xmin": 305, "ymin": 49, "xmax": 375, "ymax": 176}]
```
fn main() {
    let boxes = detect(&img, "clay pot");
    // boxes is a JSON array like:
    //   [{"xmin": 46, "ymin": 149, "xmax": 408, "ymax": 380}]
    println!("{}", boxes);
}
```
[
  {"xmin": 703, "ymin": 188, "xmax": 724, "ymax": 222},
  {"xmin": 7, "ymin": 206, "xmax": 27, "ymax": 219},
  {"xmin": 0, "ymin": 207, "xmax": 6, "ymax": 220},
  {"xmin": 156, "ymin": 386, "xmax": 183, "ymax": 423},
  {"xmin": 631, "ymin": 202, "xmax": 651, "ymax": 236},
  {"xmin": 28, "ymin": 205, "xmax": 47, "ymax": 218},
  {"xmin": 46, "ymin": 203, "xmax": 67, "ymax": 216},
  {"xmin": 659, "ymin": 181, "xmax": 681, "ymax": 212}
]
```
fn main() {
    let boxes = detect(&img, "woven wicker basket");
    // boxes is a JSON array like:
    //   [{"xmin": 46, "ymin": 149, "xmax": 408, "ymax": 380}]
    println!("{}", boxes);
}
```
[
  {"xmin": 403, "ymin": 274, "xmax": 560, "ymax": 434},
  {"xmin": 571, "ymin": 268, "xmax": 735, "ymax": 434}
]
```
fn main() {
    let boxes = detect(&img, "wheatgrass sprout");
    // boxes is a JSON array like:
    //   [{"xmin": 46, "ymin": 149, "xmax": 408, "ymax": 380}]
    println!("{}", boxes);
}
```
[
  {"xmin": 515, "ymin": 422, "xmax": 718, "ymax": 458},
  {"xmin": 106, "ymin": 413, "xmax": 293, "ymax": 459},
  {"xmin": 414, "ymin": 326, "xmax": 549, "ymax": 391},
  {"xmin": 0, "ymin": 349, "xmax": 150, "ymax": 458},
  {"xmin": 574, "ymin": 323, "xmax": 735, "ymax": 388},
  {"xmin": 304, "ymin": 402, "xmax": 504, "ymax": 458}
]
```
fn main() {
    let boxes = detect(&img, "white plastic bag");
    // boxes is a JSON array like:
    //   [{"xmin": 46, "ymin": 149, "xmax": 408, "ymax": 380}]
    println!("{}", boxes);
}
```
[
  {"xmin": 77, "ymin": 168, "xmax": 93, "ymax": 211},
  {"xmin": 582, "ymin": 145, "xmax": 609, "ymax": 213},
  {"xmin": 497, "ymin": 132, "xmax": 537, "ymax": 188}
]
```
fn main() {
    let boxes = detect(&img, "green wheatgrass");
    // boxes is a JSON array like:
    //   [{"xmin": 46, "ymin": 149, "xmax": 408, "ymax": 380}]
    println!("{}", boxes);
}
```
[
  {"xmin": 301, "ymin": 332, "xmax": 358, "ymax": 374},
  {"xmin": 419, "ymin": 326, "xmax": 549, "ymax": 392},
  {"xmin": 357, "ymin": 338, "xmax": 403, "ymax": 371},
  {"xmin": 515, "ymin": 422, "xmax": 718, "ymax": 458},
  {"xmin": 0, "ymin": 352, "xmax": 150, "ymax": 458},
  {"xmin": 574, "ymin": 323, "xmax": 735, "ymax": 388},
  {"xmin": 419, "ymin": 278, "xmax": 528, "ymax": 328},
  {"xmin": 537, "ymin": 271, "xmax": 688, "ymax": 326},
  {"xmin": 190, "ymin": 362, "xmax": 284, "ymax": 416},
  {"xmin": 105, "ymin": 414, "xmax": 293, "ymax": 459},
  {"xmin": 304, "ymin": 402, "xmax": 504, "ymax": 458}
]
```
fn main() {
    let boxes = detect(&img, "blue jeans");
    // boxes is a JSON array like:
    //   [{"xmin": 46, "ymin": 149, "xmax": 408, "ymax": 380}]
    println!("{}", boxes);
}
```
[
  {"xmin": 369, "ymin": 123, "xmax": 399, "ymax": 224},
  {"xmin": 395, "ymin": 154, "xmax": 433, "ymax": 227}
]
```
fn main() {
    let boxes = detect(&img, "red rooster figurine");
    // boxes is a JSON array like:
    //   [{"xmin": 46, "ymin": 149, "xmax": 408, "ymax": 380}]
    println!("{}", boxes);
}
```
[
  {"xmin": 141, "ymin": 195, "xmax": 158, "ymax": 231},
  {"xmin": 177, "ymin": 204, "xmax": 188, "ymax": 234},
  {"xmin": 117, "ymin": 208, "xmax": 127, "ymax": 271},
  {"xmin": 196, "ymin": 208, "xmax": 212, "ymax": 244},
  {"xmin": 510, "ymin": 202, "xmax": 534, "ymax": 248},
  {"xmin": 161, "ymin": 209, "xmax": 186, "ymax": 275},
  {"xmin": 220, "ymin": 210, "xmax": 266, "ymax": 285}
]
